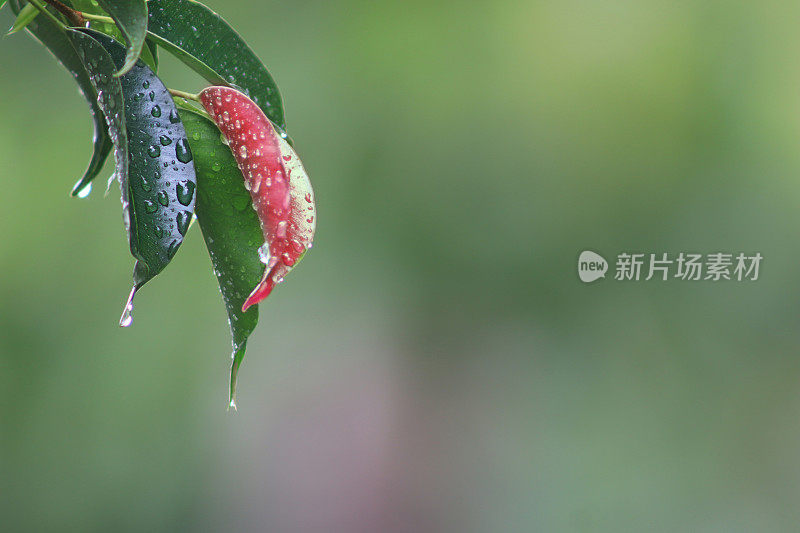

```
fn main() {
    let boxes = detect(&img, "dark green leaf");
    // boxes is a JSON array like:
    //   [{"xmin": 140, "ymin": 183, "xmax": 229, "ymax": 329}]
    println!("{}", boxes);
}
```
[
  {"xmin": 88, "ymin": 31, "xmax": 197, "ymax": 321},
  {"xmin": 178, "ymin": 104, "xmax": 264, "ymax": 407},
  {"xmin": 94, "ymin": 0, "xmax": 147, "ymax": 76},
  {"xmin": 148, "ymin": 0, "xmax": 287, "ymax": 131},
  {"xmin": 7, "ymin": 0, "xmax": 113, "ymax": 196},
  {"xmin": 67, "ymin": 30, "xmax": 127, "ymax": 202},
  {"xmin": 8, "ymin": 3, "xmax": 38, "ymax": 35}
]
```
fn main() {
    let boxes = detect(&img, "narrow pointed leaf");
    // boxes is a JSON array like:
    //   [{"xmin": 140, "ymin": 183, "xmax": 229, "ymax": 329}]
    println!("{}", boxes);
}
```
[
  {"xmin": 145, "ymin": 37, "xmax": 158, "ymax": 71},
  {"xmin": 88, "ymin": 31, "xmax": 197, "ymax": 316},
  {"xmin": 7, "ymin": 0, "xmax": 113, "ymax": 195},
  {"xmin": 67, "ymin": 29, "xmax": 127, "ymax": 201},
  {"xmin": 8, "ymin": 3, "xmax": 38, "ymax": 35},
  {"xmin": 94, "ymin": 0, "xmax": 147, "ymax": 76},
  {"xmin": 147, "ymin": 0, "xmax": 286, "ymax": 130},
  {"xmin": 177, "ymin": 104, "xmax": 264, "ymax": 406}
]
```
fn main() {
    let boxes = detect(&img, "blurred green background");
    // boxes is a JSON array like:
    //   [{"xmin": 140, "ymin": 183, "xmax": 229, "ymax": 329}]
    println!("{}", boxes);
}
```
[{"xmin": 3, "ymin": 0, "xmax": 800, "ymax": 531}]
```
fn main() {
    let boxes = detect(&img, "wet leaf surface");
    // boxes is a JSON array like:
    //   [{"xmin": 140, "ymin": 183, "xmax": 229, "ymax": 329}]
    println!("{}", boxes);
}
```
[
  {"xmin": 178, "ymin": 103, "xmax": 264, "ymax": 406},
  {"xmin": 89, "ymin": 31, "xmax": 197, "ymax": 321},
  {"xmin": 67, "ymin": 29, "xmax": 127, "ymax": 207},
  {"xmin": 147, "ymin": 0, "xmax": 286, "ymax": 131}
]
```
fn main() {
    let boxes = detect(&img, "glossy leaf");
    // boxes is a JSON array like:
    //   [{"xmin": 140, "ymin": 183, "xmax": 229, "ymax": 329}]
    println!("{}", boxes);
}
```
[
  {"xmin": 89, "ymin": 31, "xmax": 197, "ymax": 323},
  {"xmin": 94, "ymin": 0, "xmax": 147, "ymax": 76},
  {"xmin": 177, "ymin": 104, "xmax": 263, "ymax": 406},
  {"xmin": 67, "ymin": 29, "xmax": 127, "ymax": 207},
  {"xmin": 199, "ymin": 86, "xmax": 315, "ymax": 311},
  {"xmin": 7, "ymin": 0, "xmax": 113, "ymax": 196},
  {"xmin": 7, "ymin": 2, "xmax": 38, "ymax": 35},
  {"xmin": 147, "ymin": 0, "xmax": 286, "ymax": 131}
]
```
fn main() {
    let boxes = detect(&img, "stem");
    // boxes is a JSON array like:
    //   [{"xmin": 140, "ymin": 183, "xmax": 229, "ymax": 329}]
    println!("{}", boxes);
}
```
[
  {"xmin": 40, "ymin": 0, "xmax": 83, "ymax": 25},
  {"xmin": 168, "ymin": 88, "xmax": 200, "ymax": 102},
  {"xmin": 80, "ymin": 12, "xmax": 113, "ymax": 24},
  {"xmin": 26, "ymin": 0, "xmax": 65, "ymax": 29}
]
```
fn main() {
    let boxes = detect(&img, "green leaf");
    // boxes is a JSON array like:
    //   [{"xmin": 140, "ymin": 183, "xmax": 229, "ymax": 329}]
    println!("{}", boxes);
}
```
[
  {"xmin": 8, "ymin": 3, "xmax": 39, "ymax": 35},
  {"xmin": 68, "ymin": 0, "xmax": 158, "ymax": 72},
  {"xmin": 94, "ymin": 0, "xmax": 147, "ymax": 76},
  {"xmin": 177, "ymin": 104, "xmax": 265, "ymax": 407},
  {"xmin": 67, "ymin": 29, "xmax": 127, "ymax": 201},
  {"xmin": 0, "ymin": 1, "xmax": 9, "ymax": 11},
  {"xmin": 145, "ymin": 37, "xmax": 158, "ymax": 71},
  {"xmin": 147, "ymin": 0, "xmax": 287, "ymax": 131},
  {"xmin": 7, "ymin": 0, "xmax": 113, "ymax": 195},
  {"xmin": 88, "ymin": 30, "xmax": 197, "ymax": 322}
]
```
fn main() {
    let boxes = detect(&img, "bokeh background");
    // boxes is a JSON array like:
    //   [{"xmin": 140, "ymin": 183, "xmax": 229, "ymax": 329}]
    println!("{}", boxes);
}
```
[{"xmin": 3, "ymin": 0, "xmax": 800, "ymax": 531}]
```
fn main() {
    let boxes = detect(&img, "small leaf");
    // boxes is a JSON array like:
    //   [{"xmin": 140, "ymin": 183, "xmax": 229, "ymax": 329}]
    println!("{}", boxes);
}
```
[
  {"xmin": 7, "ymin": 0, "xmax": 112, "ymax": 195},
  {"xmin": 178, "ymin": 104, "xmax": 264, "ymax": 406},
  {"xmin": 147, "ymin": 0, "xmax": 287, "ymax": 131},
  {"xmin": 88, "ymin": 30, "xmax": 197, "ymax": 323},
  {"xmin": 94, "ymin": 0, "xmax": 147, "ymax": 76},
  {"xmin": 8, "ymin": 3, "xmax": 39, "ymax": 35}
]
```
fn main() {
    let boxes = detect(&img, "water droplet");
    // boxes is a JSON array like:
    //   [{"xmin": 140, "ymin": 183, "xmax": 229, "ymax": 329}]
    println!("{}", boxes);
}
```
[
  {"xmin": 148, "ymin": 91, "xmax": 155, "ymax": 101},
  {"xmin": 176, "ymin": 181, "xmax": 195, "ymax": 206},
  {"xmin": 175, "ymin": 139, "xmax": 193, "ymax": 163},
  {"xmin": 119, "ymin": 286, "xmax": 136, "ymax": 327},
  {"xmin": 134, "ymin": 92, "xmax": 144, "ymax": 101},
  {"xmin": 157, "ymin": 190, "xmax": 169, "ymax": 206},
  {"xmin": 239, "ymin": 145, "xmax": 247, "ymax": 158},
  {"xmin": 142, "ymin": 80, "xmax": 150, "ymax": 89},
  {"xmin": 258, "ymin": 243, "xmax": 271, "ymax": 264},
  {"xmin": 169, "ymin": 109, "xmax": 180, "ymax": 123},
  {"xmin": 151, "ymin": 105, "xmax": 161, "ymax": 117},
  {"xmin": 76, "ymin": 182, "xmax": 92, "ymax": 198},
  {"xmin": 148, "ymin": 145, "xmax": 161, "ymax": 158},
  {"xmin": 144, "ymin": 199, "xmax": 157, "ymax": 213},
  {"xmin": 159, "ymin": 134, "xmax": 172, "ymax": 146},
  {"xmin": 211, "ymin": 162, "xmax": 222, "ymax": 172},
  {"xmin": 176, "ymin": 211, "xmax": 191, "ymax": 236},
  {"xmin": 276, "ymin": 221, "xmax": 288, "ymax": 239},
  {"xmin": 154, "ymin": 225, "xmax": 164, "ymax": 238},
  {"xmin": 192, "ymin": 131, "xmax": 201, "ymax": 140}
]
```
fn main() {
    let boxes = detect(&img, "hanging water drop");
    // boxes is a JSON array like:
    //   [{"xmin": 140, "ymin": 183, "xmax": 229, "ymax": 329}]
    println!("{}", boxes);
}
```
[{"xmin": 76, "ymin": 182, "xmax": 92, "ymax": 199}]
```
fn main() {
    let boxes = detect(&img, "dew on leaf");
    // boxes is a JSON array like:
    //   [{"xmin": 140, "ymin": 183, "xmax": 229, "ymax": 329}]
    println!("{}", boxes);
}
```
[{"xmin": 175, "ymin": 139, "xmax": 193, "ymax": 163}]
